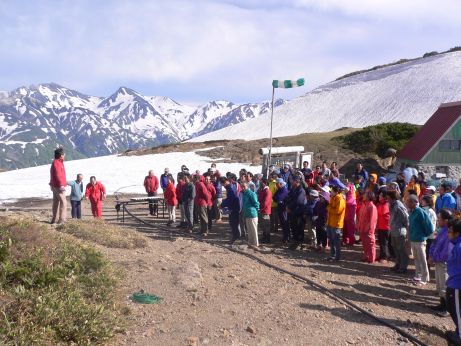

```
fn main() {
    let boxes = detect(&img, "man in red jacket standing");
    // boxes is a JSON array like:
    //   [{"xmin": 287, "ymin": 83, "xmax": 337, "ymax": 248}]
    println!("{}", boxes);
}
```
[
  {"xmin": 49, "ymin": 147, "xmax": 67, "ymax": 225},
  {"xmin": 258, "ymin": 178, "xmax": 272, "ymax": 243},
  {"xmin": 85, "ymin": 176, "xmax": 106, "ymax": 218},
  {"xmin": 144, "ymin": 170, "xmax": 159, "ymax": 216},
  {"xmin": 194, "ymin": 174, "xmax": 211, "ymax": 236}
]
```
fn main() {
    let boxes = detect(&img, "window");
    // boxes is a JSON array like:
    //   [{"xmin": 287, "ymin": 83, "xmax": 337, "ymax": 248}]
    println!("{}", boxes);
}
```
[{"xmin": 439, "ymin": 140, "xmax": 461, "ymax": 151}]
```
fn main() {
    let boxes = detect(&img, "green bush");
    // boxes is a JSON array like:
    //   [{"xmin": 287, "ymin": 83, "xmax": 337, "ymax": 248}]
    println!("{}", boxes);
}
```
[
  {"xmin": 0, "ymin": 218, "xmax": 121, "ymax": 345},
  {"xmin": 336, "ymin": 122, "xmax": 419, "ymax": 158}
]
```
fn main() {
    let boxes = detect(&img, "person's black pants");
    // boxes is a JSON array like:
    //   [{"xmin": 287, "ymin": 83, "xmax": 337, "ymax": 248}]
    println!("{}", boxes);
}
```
[
  {"xmin": 278, "ymin": 208, "xmax": 290, "ymax": 241},
  {"xmin": 316, "ymin": 225, "xmax": 327, "ymax": 247},
  {"xmin": 229, "ymin": 211, "xmax": 241, "ymax": 241},
  {"xmin": 148, "ymin": 192, "xmax": 158, "ymax": 215},
  {"xmin": 70, "ymin": 200, "xmax": 81, "ymax": 219},
  {"xmin": 290, "ymin": 214, "xmax": 305, "ymax": 242},
  {"xmin": 447, "ymin": 287, "xmax": 461, "ymax": 338},
  {"xmin": 377, "ymin": 229, "xmax": 391, "ymax": 260}
]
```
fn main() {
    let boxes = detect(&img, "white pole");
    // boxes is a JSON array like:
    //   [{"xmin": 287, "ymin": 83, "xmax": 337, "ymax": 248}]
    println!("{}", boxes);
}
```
[{"xmin": 268, "ymin": 86, "xmax": 275, "ymax": 178}]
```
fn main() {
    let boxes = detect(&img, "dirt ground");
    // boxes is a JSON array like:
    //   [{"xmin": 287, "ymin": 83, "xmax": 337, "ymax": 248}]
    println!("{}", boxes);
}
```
[{"xmin": 1, "ymin": 196, "xmax": 453, "ymax": 345}]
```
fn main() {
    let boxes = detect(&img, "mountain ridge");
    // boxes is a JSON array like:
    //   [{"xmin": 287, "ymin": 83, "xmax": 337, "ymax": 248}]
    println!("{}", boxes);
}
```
[{"xmin": 0, "ymin": 83, "xmax": 285, "ymax": 170}]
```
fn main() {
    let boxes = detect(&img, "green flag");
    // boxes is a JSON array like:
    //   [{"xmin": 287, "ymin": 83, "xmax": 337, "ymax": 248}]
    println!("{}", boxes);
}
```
[{"xmin": 272, "ymin": 78, "xmax": 304, "ymax": 88}]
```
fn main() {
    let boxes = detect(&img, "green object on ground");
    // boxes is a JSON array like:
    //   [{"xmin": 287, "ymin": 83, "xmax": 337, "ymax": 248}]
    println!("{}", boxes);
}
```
[{"xmin": 130, "ymin": 290, "xmax": 163, "ymax": 304}]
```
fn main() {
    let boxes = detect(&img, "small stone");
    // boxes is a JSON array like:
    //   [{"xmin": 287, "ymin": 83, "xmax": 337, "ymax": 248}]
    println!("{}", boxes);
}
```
[
  {"xmin": 246, "ymin": 326, "xmax": 256, "ymax": 334},
  {"xmin": 222, "ymin": 329, "xmax": 231, "ymax": 338},
  {"xmin": 201, "ymin": 337, "xmax": 211, "ymax": 344},
  {"xmin": 186, "ymin": 336, "xmax": 199, "ymax": 346},
  {"xmin": 409, "ymin": 289, "xmax": 416, "ymax": 295},
  {"xmin": 161, "ymin": 267, "xmax": 167, "ymax": 271}
]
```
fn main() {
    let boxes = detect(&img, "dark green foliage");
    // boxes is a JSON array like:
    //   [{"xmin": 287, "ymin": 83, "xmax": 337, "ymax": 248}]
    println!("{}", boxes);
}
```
[
  {"xmin": 336, "ymin": 122, "xmax": 419, "ymax": 158},
  {"xmin": 423, "ymin": 51, "xmax": 438, "ymax": 58}
]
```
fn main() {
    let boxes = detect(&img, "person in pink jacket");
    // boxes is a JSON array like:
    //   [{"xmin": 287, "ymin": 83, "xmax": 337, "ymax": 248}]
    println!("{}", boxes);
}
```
[
  {"xmin": 343, "ymin": 180, "xmax": 357, "ymax": 246},
  {"xmin": 358, "ymin": 190, "xmax": 378, "ymax": 263},
  {"xmin": 376, "ymin": 190, "xmax": 391, "ymax": 262}
]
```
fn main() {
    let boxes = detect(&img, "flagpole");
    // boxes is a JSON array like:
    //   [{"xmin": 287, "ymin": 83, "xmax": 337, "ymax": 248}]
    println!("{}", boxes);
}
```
[{"xmin": 268, "ymin": 85, "xmax": 275, "ymax": 178}]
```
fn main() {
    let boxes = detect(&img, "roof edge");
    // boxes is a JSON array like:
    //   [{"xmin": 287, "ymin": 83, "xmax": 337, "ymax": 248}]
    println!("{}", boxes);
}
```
[{"xmin": 440, "ymin": 100, "xmax": 461, "ymax": 108}]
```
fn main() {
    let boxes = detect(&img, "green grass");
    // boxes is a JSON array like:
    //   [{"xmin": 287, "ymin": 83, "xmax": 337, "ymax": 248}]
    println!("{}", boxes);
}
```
[
  {"xmin": 0, "ymin": 217, "xmax": 123, "ymax": 345},
  {"xmin": 57, "ymin": 219, "xmax": 148, "ymax": 249}
]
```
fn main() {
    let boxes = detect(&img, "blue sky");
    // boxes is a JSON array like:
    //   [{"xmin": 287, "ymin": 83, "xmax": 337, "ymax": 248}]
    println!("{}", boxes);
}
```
[{"xmin": 0, "ymin": 0, "xmax": 460, "ymax": 104}]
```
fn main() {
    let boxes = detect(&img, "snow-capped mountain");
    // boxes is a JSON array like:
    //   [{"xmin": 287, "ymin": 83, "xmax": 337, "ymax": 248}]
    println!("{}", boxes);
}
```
[
  {"xmin": 0, "ymin": 83, "xmax": 283, "ymax": 170},
  {"xmin": 192, "ymin": 50, "xmax": 461, "ymax": 142}
]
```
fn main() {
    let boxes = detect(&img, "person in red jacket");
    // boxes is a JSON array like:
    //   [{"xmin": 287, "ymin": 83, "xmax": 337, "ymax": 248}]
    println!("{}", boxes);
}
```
[
  {"xmin": 144, "ymin": 170, "xmax": 159, "ymax": 216},
  {"xmin": 85, "ymin": 176, "xmax": 106, "ymax": 218},
  {"xmin": 49, "ymin": 147, "xmax": 67, "ymax": 225},
  {"xmin": 194, "ymin": 174, "xmax": 211, "ymax": 236},
  {"xmin": 357, "ymin": 191, "xmax": 378, "ymax": 263},
  {"xmin": 376, "ymin": 190, "xmax": 391, "ymax": 263},
  {"xmin": 164, "ymin": 176, "xmax": 177, "ymax": 226},
  {"xmin": 205, "ymin": 175, "xmax": 216, "ymax": 232},
  {"xmin": 258, "ymin": 178, "xmax": 272, "ymax": 243}
]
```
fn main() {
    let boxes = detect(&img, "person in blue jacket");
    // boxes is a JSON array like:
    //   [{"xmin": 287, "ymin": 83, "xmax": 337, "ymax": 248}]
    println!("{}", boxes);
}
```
[
  {"xmin": 67, "ymin": 173, "xmax": 84, "ymax": 219},
  {"xmin": 445, "ymin": 217, "xmax": 461, "ymax": 344},
  {"xmin": 436, "ymin": 183, "xmax": 457, "ymax": 214},
  {"xmin": 221, "ymin": 176, "xmax": 241, "ymax": 243},
  {"xmin": 285, "ymin": 176, "xmax": 307, "ymax": 247},
  {"xmin": 273, "ymin": 178, "xmax": 289, "ymax": 243}
]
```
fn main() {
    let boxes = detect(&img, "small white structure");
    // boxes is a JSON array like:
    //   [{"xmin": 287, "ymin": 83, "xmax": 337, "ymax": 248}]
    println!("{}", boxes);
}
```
[{"xmin": 259, "ymin": 146, "xmax": 313, "ymax": 176}]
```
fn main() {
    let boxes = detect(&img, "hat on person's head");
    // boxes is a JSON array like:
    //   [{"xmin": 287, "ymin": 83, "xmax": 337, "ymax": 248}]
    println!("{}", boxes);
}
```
[
  {"xmin": 292, "ymin": 176, "xmax": 301, "ymax": 182},
  {"xmin": 276, "ymin": 178, "xmax": 284, "ymax": 184},
  {"xmin": 320, "ymin": 186, "xmax": 330, "ymax": 194},
  {"xmin": 378, "ymin": 177, "xmax": 386, "ymax": 185},
  {"xmin": 428, "ymin": 185, "xmax": 436, "ymax": 192},
  {"xmin": 407, "ymin": 194, "xmax": 419, "ymax": 204},
  {"xmin": 283, "ymin": 164, "xmax": 290, "ymax": 169},
  {"xmin": 310, "ymin": 190, "xmax": 319, "ymax": 197},
  {"xmin": 320, "ymin": 191, "xmax": 330, "ymax": 202},
  {"xmin": 164, "ymin": 168, "xmax": 169, "ymax": 173}
]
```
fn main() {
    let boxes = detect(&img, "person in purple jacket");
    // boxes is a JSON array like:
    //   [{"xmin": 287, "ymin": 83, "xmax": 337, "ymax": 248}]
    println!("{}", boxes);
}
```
[
  {"xmin": 445, "ymin": 217, "xmax": 461, "ymax": 344},
  {"xmin": 429, "ymin": 209, "xmax": 454, "ymax": 317},
  {"xmin": 273, "ymin": 178, "xmax": 289, "ymax": 243},
  {"xmin": 328, "ymin": 171, "xmax": 346, "ymax": 190}
]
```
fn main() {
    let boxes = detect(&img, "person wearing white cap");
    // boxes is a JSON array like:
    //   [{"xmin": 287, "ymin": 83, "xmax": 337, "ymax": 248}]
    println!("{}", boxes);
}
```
[{"xmin": 160, "ymin": 168, "xmax": 171, "ymax": 192}]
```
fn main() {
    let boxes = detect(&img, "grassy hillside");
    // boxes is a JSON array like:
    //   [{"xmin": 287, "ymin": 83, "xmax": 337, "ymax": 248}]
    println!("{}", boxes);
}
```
[{"xmin": 0, "ymin": 217, "xmax": 137, "ymax": 345}]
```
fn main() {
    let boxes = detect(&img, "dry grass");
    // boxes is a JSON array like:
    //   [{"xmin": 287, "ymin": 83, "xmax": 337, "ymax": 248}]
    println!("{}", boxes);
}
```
[{"xmin": 58, "ymin": 219, "xmax": 147, "ymax": 249}]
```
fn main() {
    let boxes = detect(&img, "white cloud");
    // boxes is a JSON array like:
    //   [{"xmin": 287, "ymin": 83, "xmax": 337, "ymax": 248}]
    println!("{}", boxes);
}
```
[{"xmin": 0, "ymin": 0, "xmax": 460, "ymax": 102}]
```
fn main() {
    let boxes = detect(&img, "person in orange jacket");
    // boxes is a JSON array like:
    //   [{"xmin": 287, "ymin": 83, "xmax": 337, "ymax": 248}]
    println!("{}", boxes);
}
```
[
  {"xmin": 164, "ymin": 176, "xmax": 177, "ymax": 226},
  {"xmin": 326, "ymin": 185, "xmax": 346, "ymax": 261},
  {"xmin": 85, "ymin": 176, "xmax": 106, "ymax": 218},
  {"xmin": 358, "ymin": 191, "xmax": 378, "ymax": 263}
]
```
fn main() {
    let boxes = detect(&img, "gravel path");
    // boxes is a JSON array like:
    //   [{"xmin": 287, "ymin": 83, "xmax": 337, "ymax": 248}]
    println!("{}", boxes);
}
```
[{"xmin": 3, "ymin": 197, "xmax": 451, "ymax": 345}]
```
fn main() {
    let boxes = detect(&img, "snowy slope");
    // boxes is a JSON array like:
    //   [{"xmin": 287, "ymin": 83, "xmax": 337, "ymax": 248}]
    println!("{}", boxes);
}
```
[
  {"xmin": 192, "ymin": 51, "xmax": 461, "ymax": 142},
  {"xmin": 0, "ymin": 150, "xmax": 260, "ymax": 202}
]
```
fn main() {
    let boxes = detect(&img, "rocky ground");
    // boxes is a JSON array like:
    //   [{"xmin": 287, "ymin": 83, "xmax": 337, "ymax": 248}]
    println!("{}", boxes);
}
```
[{"xmin": 1, "ymin": 196, "xmax": 452, "ymax": 345}]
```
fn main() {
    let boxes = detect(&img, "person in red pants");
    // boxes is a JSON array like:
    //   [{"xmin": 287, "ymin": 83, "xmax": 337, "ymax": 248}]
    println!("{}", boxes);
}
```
[
  {"xmin": 85, "ymin": 176, "xmax": 106, "ymax": 218},
  {"xmin": 357, "ymin": 191, "xmax": 378, "ymax": 263}
]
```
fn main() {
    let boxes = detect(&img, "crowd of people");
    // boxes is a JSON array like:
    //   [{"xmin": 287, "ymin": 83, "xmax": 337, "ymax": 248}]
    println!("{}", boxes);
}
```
[{"xmin": 49, "ymin": 147, "xmax": 461, "ymax": 344}]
